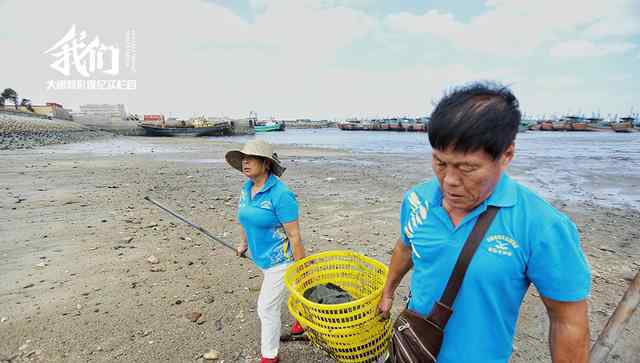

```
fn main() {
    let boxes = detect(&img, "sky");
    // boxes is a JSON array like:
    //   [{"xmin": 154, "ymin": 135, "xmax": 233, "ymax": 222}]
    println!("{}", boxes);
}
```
[{"xmin": 0, "ymin": 0, "xmax": 638, "ymax": 120}]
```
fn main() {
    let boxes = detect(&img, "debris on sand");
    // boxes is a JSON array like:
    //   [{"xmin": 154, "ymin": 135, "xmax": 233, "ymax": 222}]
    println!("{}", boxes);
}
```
[
  {"xmin": 186, "ymin": 312, "xmax": 202, "ymax": 323},
  {"xmin": 203, "ymin": 350, "xmax": 220, "ymax": 360}
]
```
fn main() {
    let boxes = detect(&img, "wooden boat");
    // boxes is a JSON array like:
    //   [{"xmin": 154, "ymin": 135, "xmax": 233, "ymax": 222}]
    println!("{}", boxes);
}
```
[
  {"xmin": 528, "ymin": 123, "xmax": 542, "ymax": 131},
  {"xmin": 563, "ymin": 116, "xmax": 598, "ymax": 131},
  {"xmin": 551, "ymin": 120, "xmax": 569, "ymax": 131},
  {"xmin": 338, "ymin": 117, "xmax": 428, "ymax": 132},
  {"xmin": 139, "ymin": 122, "xmax": 229, "ymax": 137},
  {"xmin": 610, "ymin": 117, "xmax": 636, "ymax": 132},
  {"xmin": 255, "ymin": 121, "xmax": 285, "ymax": 132},
  {"xmin": 540, "ymin": 121, "xmax": 554, "ymax": 131},
  {"xmin": 518, "ymin": 122, "xmax": 528, "ymax": 133},
  {"xmin": 338, "ymin": 120, "xmax": 371, "ymax": 131}
]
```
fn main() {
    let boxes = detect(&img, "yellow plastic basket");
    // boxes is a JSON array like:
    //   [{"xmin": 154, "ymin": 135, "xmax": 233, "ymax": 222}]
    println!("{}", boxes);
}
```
[{"xmin": 284, "ymin": 250, "xmax": 391, "ymax": 363}]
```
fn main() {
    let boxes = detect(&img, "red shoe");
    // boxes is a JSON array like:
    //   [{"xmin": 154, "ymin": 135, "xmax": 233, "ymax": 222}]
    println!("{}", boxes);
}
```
[
  {"xmin": 290, "ymin": 321, "xmax": 304, "ymax": 335},
  {"xmin": 280, "ymin": 321, "xmax": 307, "ymax": 342},
  {"xmin": 260, "ymin": 357, "xmax": 279, "ymax": 363}
]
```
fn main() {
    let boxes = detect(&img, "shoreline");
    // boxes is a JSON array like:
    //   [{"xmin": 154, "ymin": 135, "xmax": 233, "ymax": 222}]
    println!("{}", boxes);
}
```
[{"xmin": 1, "ymin": 136, "xmax": 639, "ymax": 362}]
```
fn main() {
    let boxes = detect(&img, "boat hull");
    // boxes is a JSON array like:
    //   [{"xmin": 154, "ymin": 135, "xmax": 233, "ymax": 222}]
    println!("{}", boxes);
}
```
[
  {"xmin": 610, "ymin": 122, "xmax": 635, "ymax": 133},
  {"xmin": 255, "ymin": 124, "xmax": 285, "ymax": 132},
  {"xmin": 337, "ymin": 123, "xmax": 427, "ymax": 132},
  {"xmin": 139, "ymin": 124, "xmax": 228, "ymax": 137}
]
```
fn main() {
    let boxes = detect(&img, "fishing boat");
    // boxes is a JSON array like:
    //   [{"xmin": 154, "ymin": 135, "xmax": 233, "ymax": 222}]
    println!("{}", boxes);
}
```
[
  {"xmin": 539, "ymin": 121, "xmax": 554, "ymax": 131},
  {"xmin": 564, "ymin": 116, "xmax": 599, "ymax": 131},
  {"xmin": 518, "ymin": 121, "xmax": 529, "ymax": 133},
  {"xmin": 337, "ymin": 120, "xmax": 370, "ymax": 131},
  {"xmin": 551, "ymin": 120, "xmax": 569, "ymax": 131},
  {"xmin": 338, "ymin": 117, "xmax": 428, "ymax": 132},
  {"xmin": 254, "ymin": 121, "xmax": 286, "ymax": 132},
  {"xmin": 610, "ymin": 117, "xmax": 636, "ymax": 133},
  {"xmin": 139, "ymin": 120, "xmax": 229, "ymax": 137}
]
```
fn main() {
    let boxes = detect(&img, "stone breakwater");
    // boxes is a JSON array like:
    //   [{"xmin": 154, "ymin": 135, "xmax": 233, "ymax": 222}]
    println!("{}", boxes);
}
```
[{"xmin": 0, "ymin": 112, "xmax": 112, "ymax": 150}]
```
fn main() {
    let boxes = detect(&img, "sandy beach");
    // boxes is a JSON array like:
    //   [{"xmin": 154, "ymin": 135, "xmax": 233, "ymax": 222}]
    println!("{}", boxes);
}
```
[{"xmin": 1, "ymin": 136, "xmax": 639, "ymax": 363}]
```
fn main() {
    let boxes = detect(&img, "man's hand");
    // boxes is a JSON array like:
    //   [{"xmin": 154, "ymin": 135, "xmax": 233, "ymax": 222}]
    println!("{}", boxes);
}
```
[
  {"xmin": 377, "ymin": 240, "xmax": 413, "ymax": 320},
  {"xmin": 377, "ymin": 295, "xmax": 394, "ymax": 320}
]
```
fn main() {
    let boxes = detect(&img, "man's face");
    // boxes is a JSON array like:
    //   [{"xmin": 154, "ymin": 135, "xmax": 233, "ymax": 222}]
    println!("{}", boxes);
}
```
[{"xmin": 432, "ymin": 144, "xmax": 514, "ymax": 215}]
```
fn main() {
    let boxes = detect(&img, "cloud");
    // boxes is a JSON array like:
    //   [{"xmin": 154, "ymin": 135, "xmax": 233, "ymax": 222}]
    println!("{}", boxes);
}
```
[
  {"xmin": 549, "ymin": 40, "xmax": 636, "ymax": 58},
  {"xmin": 386, "ymin": 10, "xmax": 462, "ymax": 38},
  {"xmin": 248, "ymin": 0, "xmax": 376, "ymax": 61},
  {"xmin": 0, "ymin": 0, "xmax": 379, "ymax": 117},
  {"xmin": 385, "ymin": 0, "xmax": 640, "ymax": 56},
  {"xmin": 0, "ymin": 0, "xmax": 637, "ymax": 118}
]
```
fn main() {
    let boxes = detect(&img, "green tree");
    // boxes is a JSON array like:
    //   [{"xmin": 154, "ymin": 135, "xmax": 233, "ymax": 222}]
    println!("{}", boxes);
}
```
[{"xmin": 1, "ymin": 88, "xmax": 19, "ymax": 110}]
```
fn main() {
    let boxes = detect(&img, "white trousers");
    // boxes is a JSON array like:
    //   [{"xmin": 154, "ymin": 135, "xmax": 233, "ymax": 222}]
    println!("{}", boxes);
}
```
[{"xmin": 257, "ymin": 262, "xmax": 291, "ymax": 359}]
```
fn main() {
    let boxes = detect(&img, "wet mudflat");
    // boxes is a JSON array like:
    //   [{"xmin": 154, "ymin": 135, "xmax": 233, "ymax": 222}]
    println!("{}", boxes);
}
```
[{"xmin": 0, "ymin": 135, "xmax": 638, "ymax": 362}]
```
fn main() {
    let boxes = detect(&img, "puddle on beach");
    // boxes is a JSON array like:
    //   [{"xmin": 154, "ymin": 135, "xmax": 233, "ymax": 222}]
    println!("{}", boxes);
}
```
[
  {"xmin": 169, "ymin": 158, "xmax": 226, "ymax": 164},
  {"xmin": 21, "ymin": 138, "xmax": 185, "ymax": 155},
  {"xmin": 3, "ymin": 130, "xmax": 639, "ymax": 211},
  {"xmin": 290, "ymin": 157, "xmax": 377, "ymax": 166}
]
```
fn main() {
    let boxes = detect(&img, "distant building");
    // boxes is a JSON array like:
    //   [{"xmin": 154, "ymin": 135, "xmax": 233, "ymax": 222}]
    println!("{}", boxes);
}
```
[
  {"xmin": 143, "ymin": 114, "xmax": 165, "ymax": 122},
  {"xmin": 73, "ymin": 104, "xmax": 127, "ymax": 122},
  {"xmin": 2, "ymin": 102, "xmax": 72, "ymax": 120}
]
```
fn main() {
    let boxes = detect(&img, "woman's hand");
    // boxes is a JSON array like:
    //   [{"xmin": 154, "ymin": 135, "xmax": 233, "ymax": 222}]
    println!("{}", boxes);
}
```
[
  {"xmin": 282, "ymin": 220, "xmax": 305, "ymax": 261},
  {"xmin": 236, "ymin": 243, "xmax": 248, "ymax": 258},
  {"xmin": 237, "ymin": 228, "xmax": 248, "ymax": 258}
]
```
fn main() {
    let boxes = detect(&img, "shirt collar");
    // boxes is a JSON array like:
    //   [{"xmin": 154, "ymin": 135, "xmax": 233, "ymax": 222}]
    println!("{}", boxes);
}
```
[
  {"xmin": 243, "ymin": 173, "xmax": 279, "ymax": 195},
  {"xmin": 430, "ymin": 172, "xmax": 517, "ymax": 208},
  {"xmin": 486, "ymin": 173, "xmax": 517, "ymax": 207}
]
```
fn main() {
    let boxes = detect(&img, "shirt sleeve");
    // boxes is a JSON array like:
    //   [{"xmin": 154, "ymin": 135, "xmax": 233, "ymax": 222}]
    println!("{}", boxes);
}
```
[
  {"xmin": 527, "ymin": 217, "xmax": 592, "ymax": 301},
  {"xmin": 274, "ymin": 190, "xmax": 299, "ymax": 224},
  {"xmin": 399, "ymin": 191, "xmax": 412, "ymax": 245}
]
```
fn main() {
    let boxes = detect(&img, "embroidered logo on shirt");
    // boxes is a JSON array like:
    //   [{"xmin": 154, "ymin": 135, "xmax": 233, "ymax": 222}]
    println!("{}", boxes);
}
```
[
  {"xmin": 259, "ymin": 200, "xmax": 273, "ymax": 210},
  {"xmin": 239, "ymin": 190, "xmax": 248, "ymax": 207},
  {"xmin": 404, "ymin": 192, "xmax": 429, "ymax": 240},
  {"xmin": 487, "ymin": 235, "xmax": 519, "ymax": 257}
]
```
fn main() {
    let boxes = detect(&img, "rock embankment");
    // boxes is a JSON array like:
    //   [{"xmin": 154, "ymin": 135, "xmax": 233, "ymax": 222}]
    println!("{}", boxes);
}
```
[{"xmin": 0, "ymin": 112, "xmax": 111, "ymax": 149}]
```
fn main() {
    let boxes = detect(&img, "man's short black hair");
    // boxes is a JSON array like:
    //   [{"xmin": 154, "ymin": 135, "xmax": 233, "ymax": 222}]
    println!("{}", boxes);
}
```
[{"xmin": 428, "ymin": 81, "xmax": 521, "ymax": 160}]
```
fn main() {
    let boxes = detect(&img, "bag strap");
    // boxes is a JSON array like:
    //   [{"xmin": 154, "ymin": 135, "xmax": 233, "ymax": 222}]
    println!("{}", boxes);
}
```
[
  {"xmin": 440, "ymin": 206, "xmax": 499, "ymax": 307},
  {"xmin": 426, "ymin": 206, "xmax": 499, "ymax": 328}
]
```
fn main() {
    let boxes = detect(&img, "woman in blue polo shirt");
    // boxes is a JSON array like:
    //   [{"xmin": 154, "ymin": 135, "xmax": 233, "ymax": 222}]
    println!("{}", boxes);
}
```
[{"xmin": 225, "ymin": 139, "xmax": 306, "ymax": 363}]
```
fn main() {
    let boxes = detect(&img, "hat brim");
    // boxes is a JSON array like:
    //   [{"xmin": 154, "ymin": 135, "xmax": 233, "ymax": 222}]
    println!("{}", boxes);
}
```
[{"xmin": 225, "ymin": 150, "xmax": 286, "ymax": 177}]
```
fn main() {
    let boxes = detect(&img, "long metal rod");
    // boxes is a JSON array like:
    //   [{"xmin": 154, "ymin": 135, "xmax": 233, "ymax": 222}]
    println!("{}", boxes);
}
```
[
  {"xmin": 590, "ymin": 269, "xmax": 640, "ymax": 363},
  {"xmin": 144, "ymin": 196, "xmax": 240, "ymax": 255}
]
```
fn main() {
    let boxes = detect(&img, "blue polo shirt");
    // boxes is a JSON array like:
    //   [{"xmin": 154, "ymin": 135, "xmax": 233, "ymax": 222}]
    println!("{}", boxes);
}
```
[
  {"xmin": 400, "ymin": 173, "xmax": 591, "ymax": 363},
  {"xmin": 237, "ymin": 174, "xmax": 299, "ymax": 269}
]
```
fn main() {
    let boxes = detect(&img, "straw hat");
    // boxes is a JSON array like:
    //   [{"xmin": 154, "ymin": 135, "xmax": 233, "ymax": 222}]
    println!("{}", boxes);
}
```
[{"xmin": 225, "ymin": 139, "xmax": 286, "ymax": 177}]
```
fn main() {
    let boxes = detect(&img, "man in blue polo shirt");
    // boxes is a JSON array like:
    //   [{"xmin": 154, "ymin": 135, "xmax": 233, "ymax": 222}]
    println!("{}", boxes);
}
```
[{"xmin": 378, "ymin": 82, "xmax": 591, "ymax": 362}]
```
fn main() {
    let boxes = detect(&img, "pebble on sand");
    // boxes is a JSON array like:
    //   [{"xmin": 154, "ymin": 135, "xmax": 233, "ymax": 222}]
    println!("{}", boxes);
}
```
[
  {"xmin": 203, "ymin": 350, "xmax": 220, "ymax": 360},
  {"xmin": 147, "ymin": 255, "xmax": 159, "ymax": 264},
  {"xmin": 186, "ymin": 312, "xmax": 202, "ymax": 322}
]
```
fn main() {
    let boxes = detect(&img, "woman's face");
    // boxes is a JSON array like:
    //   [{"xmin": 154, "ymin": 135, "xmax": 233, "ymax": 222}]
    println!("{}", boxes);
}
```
[{"xmin": 241, "ymin": 155, "xmax": 269, "ymax": 179}]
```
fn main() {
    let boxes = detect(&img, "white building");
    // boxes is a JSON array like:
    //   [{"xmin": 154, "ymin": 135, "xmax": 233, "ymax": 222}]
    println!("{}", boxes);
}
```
[{"xmin": 73, "ymin": 104, "xmax": 127, "ymax": 121}]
